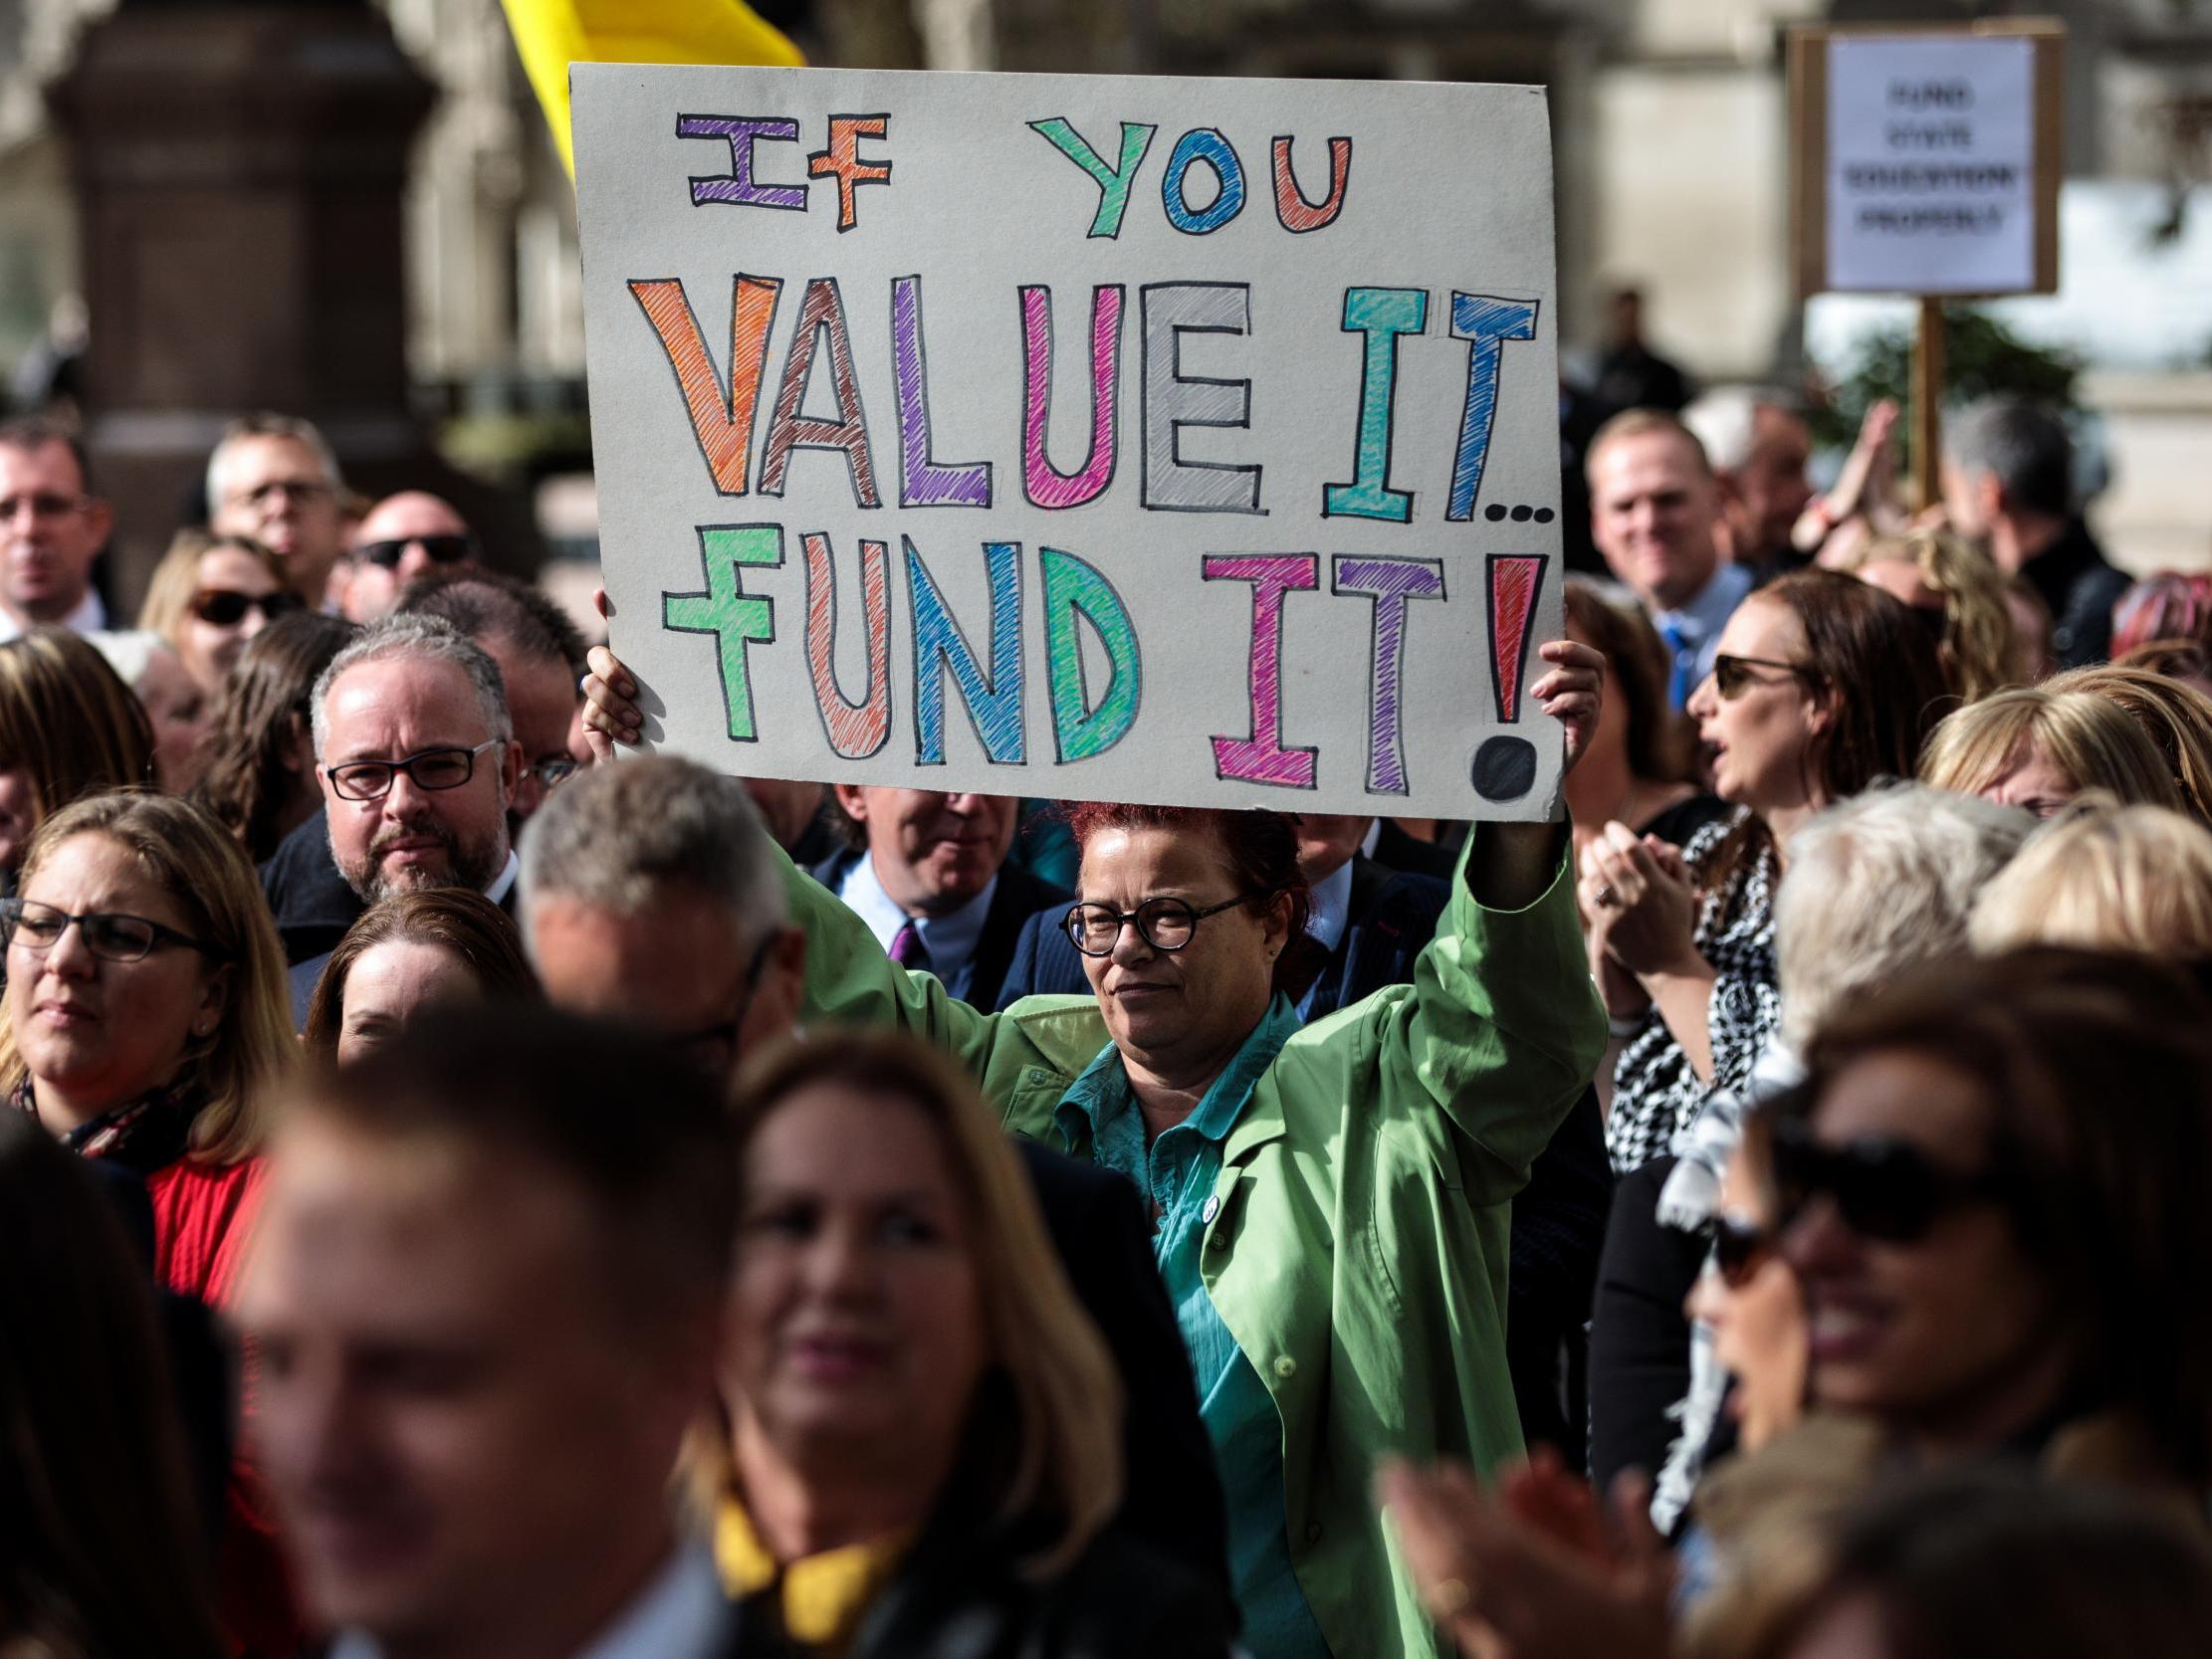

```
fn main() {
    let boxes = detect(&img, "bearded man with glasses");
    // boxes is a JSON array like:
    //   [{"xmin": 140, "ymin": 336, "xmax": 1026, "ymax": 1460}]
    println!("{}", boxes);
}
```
[{"xmin": 265, "ymin": 613, "xmax": 522, "ymax": 1025}]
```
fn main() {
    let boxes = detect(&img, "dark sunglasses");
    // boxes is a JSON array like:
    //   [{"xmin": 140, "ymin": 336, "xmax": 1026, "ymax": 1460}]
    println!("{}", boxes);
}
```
[
  {"xmin": 1704, "ymin": 1213, "xmax": 1774, "ymax": 1290},
  {"xmin": 1770, "ymin": 1118, "xmax": 2004, "ymax": 1245},
  {"xmin": 356, "ymin": 533, "xmax": 474, "ymax": 570},
  {"xmin": 1711, "ymin": 653, "xmax": 1818, "ymax": 701},
  {"xmin": 191, "ymin": 588, "xmax": 303, "ymax": 627}
]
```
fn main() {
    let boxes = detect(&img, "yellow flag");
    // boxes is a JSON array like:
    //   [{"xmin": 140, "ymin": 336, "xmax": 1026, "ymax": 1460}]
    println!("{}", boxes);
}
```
[{"xmin": 501, "ymin": 0, "xmax": 806, "ymax": 177}]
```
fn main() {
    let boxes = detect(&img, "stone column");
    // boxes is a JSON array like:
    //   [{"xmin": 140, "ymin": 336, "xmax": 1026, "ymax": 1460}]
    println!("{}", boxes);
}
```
[{"xmin": 50, "ymin": 0, "xmax": 538, "ymax": 610}]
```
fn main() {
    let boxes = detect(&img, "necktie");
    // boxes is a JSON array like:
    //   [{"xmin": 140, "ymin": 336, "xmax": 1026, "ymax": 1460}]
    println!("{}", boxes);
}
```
[
  {"xmin": 888, "ymin": 919, "xmax": 932, "ymax": 972},
  {"xmin": 1659, "ymin": 617, "xmax": 1692, "ymax": 710}
]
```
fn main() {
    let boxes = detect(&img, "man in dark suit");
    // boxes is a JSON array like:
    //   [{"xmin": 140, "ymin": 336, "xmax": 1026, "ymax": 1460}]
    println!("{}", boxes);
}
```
[
  {"xmin": 521, "ymin": 759, "xmax": 1231, "ymax": 1606},
  {"xmin": 811, "ymin": 787, "xmax": 1068, "ymax": 1013},
  {"xmin": 273, "ymin": 614, "xmax": 524, "ymax": 1026}
]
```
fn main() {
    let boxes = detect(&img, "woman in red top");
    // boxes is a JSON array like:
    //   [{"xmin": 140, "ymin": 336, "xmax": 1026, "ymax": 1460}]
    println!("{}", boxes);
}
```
[
  {"xmin": 0, "ymin": 787, "xmax": 300, "ymax": 1655},
  {"xmin": 0, "ymin": 788, "xmax": 292, "ymax": 1302}
]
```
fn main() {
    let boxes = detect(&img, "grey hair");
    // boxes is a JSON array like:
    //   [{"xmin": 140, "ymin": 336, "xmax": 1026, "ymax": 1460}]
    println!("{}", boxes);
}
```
[
  {"xmin": 518, "ymin": 756, "xmax": 788, "ymax": 948},
  {"xmin": 1945, "ymin": 398, "xmax": 2073, "ymax": 518},
  {"xmin": 311, "ymin": 613, "xmax": 512, "ymax": 758},
  {"xmin": 1775, "ymin": 782, "xmax": 2035, "ymax": 1048},
  {"xmin": 204, "ymin": 411, "xmax": 344, "ymax": 513}
]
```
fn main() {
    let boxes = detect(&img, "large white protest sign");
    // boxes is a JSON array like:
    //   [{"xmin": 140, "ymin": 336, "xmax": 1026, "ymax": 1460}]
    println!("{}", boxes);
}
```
[
  {"xmin": 1827, "ymin": 36, "xmax": 2034, "ymax": 294},
  {"xmin": 572, "ymin": 65, "xmax": 1564, "ymax": 817}
]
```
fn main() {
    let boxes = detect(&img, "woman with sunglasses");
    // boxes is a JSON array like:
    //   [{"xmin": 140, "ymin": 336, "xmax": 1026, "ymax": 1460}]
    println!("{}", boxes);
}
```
[
  {"xmin": 1589, "ymin": 784, "xmax": 2031, "ymax": 1511},
  {"xmin": 1777, "ymin": 947, "xmax": 2212, "ymax": 1502},
  {"xmin": 138, "ymin": 529, "xmax": 303, "ymax": 696},
  {"xmin": 1583, "ymin": 571, "xmax": 1946, "ymax": 1176},
  {"xmin": 581, "ymin": 635, "xmax": 1609, "ymax": 1659}
]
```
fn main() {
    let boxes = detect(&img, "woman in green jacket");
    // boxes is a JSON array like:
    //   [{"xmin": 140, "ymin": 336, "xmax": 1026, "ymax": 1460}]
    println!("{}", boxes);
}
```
[{"xmin": 582, "ymin": 638, "xmax": 1609, "ymax": 1658}]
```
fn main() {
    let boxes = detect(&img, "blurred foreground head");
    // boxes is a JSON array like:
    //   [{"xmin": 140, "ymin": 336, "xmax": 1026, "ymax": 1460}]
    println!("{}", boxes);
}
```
[{"xmin": 238, "ymin": 1006, "xmax": 734, "ymax": 1657}]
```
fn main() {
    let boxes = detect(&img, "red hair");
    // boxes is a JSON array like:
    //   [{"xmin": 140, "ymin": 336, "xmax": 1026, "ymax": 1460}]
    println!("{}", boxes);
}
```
[{"xmin": 1063, "ymin": 803, "xmax": 1313, "ymax": 988}]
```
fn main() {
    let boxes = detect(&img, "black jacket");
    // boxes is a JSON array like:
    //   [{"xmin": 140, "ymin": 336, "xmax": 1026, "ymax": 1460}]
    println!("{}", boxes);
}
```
[
  {"xmin": 260, "ymin": 816, "xmax": 365, "ymax": 968},
  {"xmin": 730, "ymin": 1417, "xmax": 1233, "ymax": 1659},
  {"xmin": 808, "ymin": 847, "xmax": 1069, "ymax": 1013},
  {"xmin": 2023, "ymin": 518, "xmax": 2131, "ymax": 669},
  {"xmin": 1587, "ymin": 1155, "xmax": 1713, "ymax": 1496},
  {"xmin": 1013, "ymin": 1141, "xmax": 1229, "ymax": 1603}
]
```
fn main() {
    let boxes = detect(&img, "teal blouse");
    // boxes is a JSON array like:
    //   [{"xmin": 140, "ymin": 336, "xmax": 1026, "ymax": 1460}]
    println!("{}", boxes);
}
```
[{"xmin": 1057, "ymin": 996, "xmax": 1331, "ymax": 1658}]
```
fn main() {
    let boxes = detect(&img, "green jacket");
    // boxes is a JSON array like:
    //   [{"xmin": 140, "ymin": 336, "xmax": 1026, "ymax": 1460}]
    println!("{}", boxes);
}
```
[{"xmin": 785, "ymin": 832, "xmax": 1606, "ymax": 1659}]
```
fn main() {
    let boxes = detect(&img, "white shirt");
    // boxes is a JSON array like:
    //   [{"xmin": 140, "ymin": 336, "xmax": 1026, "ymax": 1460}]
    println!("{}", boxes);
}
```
[
  {"xmin": 484, "ymin": 848, "xmax": 521, "ymax": 910},
  {"xmin": 837, "ymin": 851, "xmax": 997, "ymax": 998},
  {"xmin": 330, "ymin": 1544, "xmax": 730, "ymax": 1659},
  {"xmin": 1304, "ymin": 858, "xmax": 1356, "ymax": 955},
  {"xmin": 1303, "ymin": 821, "xmax": 1385, "ymax": 955},
  {"xmin": 0, "ymin": 588, "xmax": 106, "ymax": 642}
]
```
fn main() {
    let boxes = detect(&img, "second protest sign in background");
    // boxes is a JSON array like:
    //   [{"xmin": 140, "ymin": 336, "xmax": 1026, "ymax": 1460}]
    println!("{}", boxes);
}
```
[{"xmin": 573, "ymin": 65, "xmax": 1564, "ymax": 819}]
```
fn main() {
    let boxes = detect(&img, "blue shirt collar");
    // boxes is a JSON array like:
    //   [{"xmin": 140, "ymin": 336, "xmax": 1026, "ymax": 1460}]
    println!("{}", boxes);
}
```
[{"xmin": 1656, "ymin": 559, "xmax": 1752, "ymax": 647}]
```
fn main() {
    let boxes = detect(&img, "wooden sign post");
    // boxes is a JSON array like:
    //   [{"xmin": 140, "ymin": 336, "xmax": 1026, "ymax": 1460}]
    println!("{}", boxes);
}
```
[{"xmin": 1790, "ymin": 21, "xmax": 2064, "ymax": 506}]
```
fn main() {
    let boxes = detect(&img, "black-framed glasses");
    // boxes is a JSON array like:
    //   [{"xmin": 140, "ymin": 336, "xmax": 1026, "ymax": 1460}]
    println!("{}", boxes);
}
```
[
  {"xmin": 1712, "ymin": 654, "xmax": 1819, "ymax": 701},
  {"xmin": 526, "ymin": 756, "xmax": 580, "ymax": 791},
  {"xmin": 0, "ymin": 899, "xmax": 227, "ymax": 964},
  {"xmin": 1063, "ymin": 892, "xmax": 1257, "ymax": 957},
  {"xmin": 1770, "ymin": 1119, "xmax": 2005, "ymax": 1246},
  {"xmin": 327, "ymin": 740, "xmax": 500, "ymax": 802},
  {"xmin": 190, "ymin": 588, "xmax": 304, "ymax": 627},
  {"xmin": 1703, "ymin": 1213, "xmax": 1775, "ymax": 1290},
  {"xmin": 669, "ymin": 933, "xmax": 778, "ymax": 1075},
  {"xmin": 356, "ymin": 533, "xmax": 474, "ymax": 571}
]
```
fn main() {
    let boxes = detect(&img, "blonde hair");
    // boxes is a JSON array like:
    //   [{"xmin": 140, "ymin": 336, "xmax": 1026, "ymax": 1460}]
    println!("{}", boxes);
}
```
[
  {"xmin": 0, "ymin": 791, "xmax": 294, "ymax": 1163},
  {"xmin": 1970, "ymin": 802, "xmax": 2212, "ymax": 957},
  {"xmin": 0, "ymin": 630, "xmax": 153, "ymax": 836},
  {"xmin": 136, "ymin": 529, "xmax": 288, "ymax": 649},
  {"xmin": 725, "ymin": 1031, "xmax": 1121, "ymax": 1574},
  {"xmin": 1840, "ymin": 529, "xmax": 2019, "ymax": 703},
  {"xmin": 1920, "ymin": 688, "xmax": 2186, "ymax": 812},
  {"xmin": 2044, "ymin": 665, "xmax": 2212, "ymax": 828}
]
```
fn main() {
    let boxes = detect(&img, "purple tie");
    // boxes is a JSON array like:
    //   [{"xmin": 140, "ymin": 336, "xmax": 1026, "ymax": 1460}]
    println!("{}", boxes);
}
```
[{"xmin": 889, "ymin": 920, "xmax": 932, "ymax": 971}]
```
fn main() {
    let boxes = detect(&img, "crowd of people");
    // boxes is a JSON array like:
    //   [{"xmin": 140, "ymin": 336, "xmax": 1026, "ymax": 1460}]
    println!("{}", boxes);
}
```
[{"xmin": 6, "ymin": 384, "xmax": 2212, "ymax": 1659}]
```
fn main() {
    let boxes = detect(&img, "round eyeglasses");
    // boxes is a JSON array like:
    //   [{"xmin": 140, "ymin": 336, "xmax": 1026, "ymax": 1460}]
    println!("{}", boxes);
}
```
[{"xmin": 1062, "ymin": 892, "xmax": 1257, "ymax": 957}]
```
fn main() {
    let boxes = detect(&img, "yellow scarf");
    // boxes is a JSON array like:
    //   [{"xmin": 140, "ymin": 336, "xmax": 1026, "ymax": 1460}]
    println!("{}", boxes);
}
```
[{"xmin": 714, "ymin": 1493, "xmax": 914, "ymax": 1655}]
